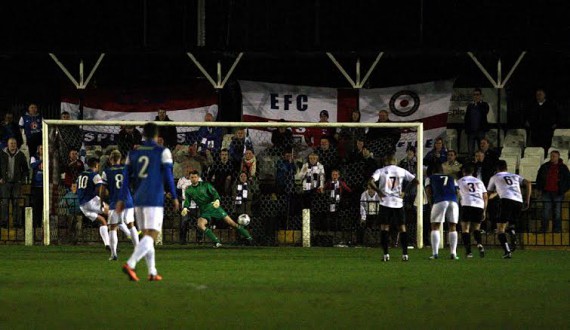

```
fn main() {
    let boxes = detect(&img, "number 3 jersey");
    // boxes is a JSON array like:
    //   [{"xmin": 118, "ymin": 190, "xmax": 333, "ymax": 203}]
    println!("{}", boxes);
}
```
[
  {"xmin": 371, "ymin": 165, "xmax": 415, "ymax": 208},
  {"xmin": 102, "ymin": 165, "xmax": 134, "ymax": 210},
  {"xmin": 487, "ymin": 172, "xmax": 524, "ymax": 203},
  {"xmin": 457, "ymin": 175, "xmax": 487, "ymax": 209},
  {"xmin": 122, "ymin": 140, "xmax": 177, "ymax": 207}
]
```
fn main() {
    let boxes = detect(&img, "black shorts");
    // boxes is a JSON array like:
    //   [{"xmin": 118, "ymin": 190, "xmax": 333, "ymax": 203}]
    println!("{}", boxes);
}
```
[
  {"xmin": 364, "ymin": 214, "xmax": 381, "ymax": 227},
  {"xmin": 380, "ymin": 205, "xmax": 405, "ymax": 226},
  {"xmin": 461, "ymin": 206, "xmax": 484, "ymax": 223},
  {"xmin": 498, "ymin": 199, "xmax": 522, "ymax": 224}
]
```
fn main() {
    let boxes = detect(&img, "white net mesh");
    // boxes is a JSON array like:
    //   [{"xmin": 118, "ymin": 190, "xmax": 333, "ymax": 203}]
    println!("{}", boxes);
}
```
[{"xmin": 44, "ymin": 120, "xmax": 423, "ymax": 247}]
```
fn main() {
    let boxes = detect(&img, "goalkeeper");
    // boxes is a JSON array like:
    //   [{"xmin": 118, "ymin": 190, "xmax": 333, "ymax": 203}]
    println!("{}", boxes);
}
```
[{"xmin": 182, "ymin": 170, "xmax": 253, "ymax": 247}]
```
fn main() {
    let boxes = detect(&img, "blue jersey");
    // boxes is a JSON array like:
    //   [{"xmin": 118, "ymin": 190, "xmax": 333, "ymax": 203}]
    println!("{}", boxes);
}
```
[
  {"xmin": 77, "ymin": 169, "xmax": 103, "ymax": 205},
  {"xmin": 426, "ymin": 174, "xmax": 458, "ymax": 204},
  {"xmin": 121, "ymin": 140, "xmax": 177, "ymax": 207},
  {"xmin": 103, "ymin": 165, "xmax": 134, "ymax": 210},
  {"xmin": 18, "ymin": 113, "xmax": 42, "ymax": 138}
]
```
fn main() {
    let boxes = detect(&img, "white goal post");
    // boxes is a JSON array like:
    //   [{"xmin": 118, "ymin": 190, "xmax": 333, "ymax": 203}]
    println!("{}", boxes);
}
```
[{"xmin": 42, "ymin": 119, "xmax": 424, "ymax": 247}]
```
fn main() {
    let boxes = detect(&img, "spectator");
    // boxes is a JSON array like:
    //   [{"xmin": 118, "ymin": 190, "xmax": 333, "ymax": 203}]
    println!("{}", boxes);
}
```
[
  {"xmin": 464, "ymin": 88, "xmax": 489, "ymax": 155},
  {"xmin": 347, "ymin": 138, "xmax": 366, "ymax": 163},
  {"xmin": 442, "ymin": 149, "xmax": 462, "ymax": 179},
  {"xmin": 338, "ymin": 109, "xmax": 366, "ymax": 157},
  {"xmin": 183, "ymin": 141, "xmax": 213, "ymax": 176},
  {"xmin": 524, "ymin": 88, "xmax": 559, "ymax": 154},
  {"xmin": 31, "ymin": 145, "xmax": 44, "ymax": 230},
  {"xmin": 325, "ymin": 169, "xmax": 352, "ymax": 212},
  {"xmin": 1, "ymin": 112, "xmax": 23, "ymax": 149},
  {"xmin": 320, "ymin": 169, "xmax": 352, "ymax": 239},
  {"xmin": 270, "ymin": 119, "xmax": 294, "ymax": 156},
  {"xmin": 228, "ymin": 128, "xmax": 253, "ymax": 168},
  {"xmin": 19, "ymin": 103, "xmax": 43, "ymax": 156},
  {"xmin": 233, "ymin": 171, "xmax": 253, "ymax": 216},
  {"xmin": 304, "ymin": 110, "xmax": 336, "ymax": 148},
  {"xmin": 58, "ymin": 182, "xmax": 82, "ymax": 243},
  {"xmin": 315, "ymin": 137, "xmax": 338, "ymax": 179},
  {"xmin": 62, "ymin": 149, "xmax": 85, "ymax": 189},
  {"xmin": 479, "ymin": 138, "xmax": 499, "ymax": 167},
  {"xmin": 399, "ymin": 146, "xmax": 418, "ymax": 175},
  {"xmin": 154, "ymin": 109, "xmax": 179, "ymax": 150},
  {"xmin": 241, "ymin": 148, "xmax": 257, "ymax": 181},
  {"xmin": 197, "ymin": 113, "xmax": 224, "ymax": 156},
  {"xmin": 117, "ymin": 126, "xmax": 142, "ymax": 157},
  {"xmin": 275, "ymin": 149, "xmax": 297, "ymax": 195},
  {"xmin": 0, "ymin": 138, "xmax": 29, "ymax": 228},
  {"xmin": 56, "ymin": 111, "xmax": 83, "ymax": 165},
  {"xmin": 366, "ymin": 109, "xmax": 401, "ymax": 159},
  {"xmin": 467, "ymin": 150, "xmax": 495, "ymax": 187},
  {"xmin": 424, "ymin": 137, "xmax": 448, "ymax": 174},
  {"xmin": 299, "ymin": 153, "xmax": 325, "ymax": 208},
  {"xmin": 206, "ymin": 148, "xmax": 235, "ymax": 196},
  {"xmin": 535, "ymin": 150, "xmax": 570, "ymax": 233},
  {"xmin": 358, "ymin": 183, "xmax": 381, "ymax": 246}
]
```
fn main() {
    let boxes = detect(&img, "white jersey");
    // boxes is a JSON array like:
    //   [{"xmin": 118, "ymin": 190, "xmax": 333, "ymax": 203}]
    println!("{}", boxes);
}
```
[
  {"xmin": 487, "ymin": 171, "xmax": 524, "ymax": 203},
  {"xmin": 360, "ymin": 190, "xmax": 381, "ymax": 220},
  {"xmin": 371, "ymin": 165, "xmax": 415, "ymax": 208},
  {"xmin": 458, "ymin": 175, "xmax": 487, "ymax": 209}
]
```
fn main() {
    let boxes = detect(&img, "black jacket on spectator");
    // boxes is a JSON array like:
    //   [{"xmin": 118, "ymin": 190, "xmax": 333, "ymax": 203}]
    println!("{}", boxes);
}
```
[
  {"xmin": 525, "ymin": 100, "xmax": 558, "ymax": 149},
  {"xmin": 464, "ymin": 160, "xmax": 495, "ymax": 186},
  {"xmin": 0, "ymin": 121, "xmax": 23, "ymax": 148},
  {"xmin": 536, "ymin": 159, "xmax": 570, "ymax": 195},
  {"xmin": 155, "ymin": 115, "xmax": 178, "ymax": 149},
  {"xmin": 0, "ymin": 148, "xmax": 29, "ymax": 183},
  {"xmin": 117, "ymin": 128, "xmax": 143, "ymax": 157}
]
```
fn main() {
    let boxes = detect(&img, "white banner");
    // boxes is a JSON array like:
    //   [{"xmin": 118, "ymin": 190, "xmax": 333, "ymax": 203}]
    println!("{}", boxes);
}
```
[
  {"xmin": 240, "ymin": 80, "xmax": 337, "ymax": 122},
  {"xmin": 360, "ymin": 80, "xmax": 455, "ymax": 159}
]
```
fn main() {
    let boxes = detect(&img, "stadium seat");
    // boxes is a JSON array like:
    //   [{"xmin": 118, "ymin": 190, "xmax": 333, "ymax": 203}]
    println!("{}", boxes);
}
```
[
  {"xmin": 485, "ymin": 129, "xmax": 504, "ymax": 148},
  {"xmin": 501, "ymin": 146, "xmax": 521, "ymax": 158},
  {"xmin": 500, "ymin": 157, "xmax": 519, "ymax": 173},
  {"xmin": 524, "ymin": 147, "xmax": 545, "ymax": 159},
  {"xmin": 553, "ymin": 129, "xmax": 570, "ymax": 137},
  {"xmin": 504, "ymin": 129, "xmax": 527, "ymax": 148},
  {"xmin": 519, "ymin": 162, "xmax": 540, "ymax": 182}
]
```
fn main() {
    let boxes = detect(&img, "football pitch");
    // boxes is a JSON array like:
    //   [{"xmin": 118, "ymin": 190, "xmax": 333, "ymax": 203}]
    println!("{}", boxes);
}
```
[{"xmin": 0, "ymin": 245, "xmax": 568, "ymax": 329}]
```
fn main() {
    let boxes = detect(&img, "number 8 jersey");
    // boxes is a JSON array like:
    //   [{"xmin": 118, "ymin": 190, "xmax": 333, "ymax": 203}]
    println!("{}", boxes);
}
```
[
  {"xmin": 102, "ymin": 165, "xmax": 134, "ymax": 210},
  {"xmin": 487, "ymin": 171, "xmax": 524, "ymax": 203},
  {"xmin": 371, "ymin": 165, "xmax": 415, "ymax": 208}
]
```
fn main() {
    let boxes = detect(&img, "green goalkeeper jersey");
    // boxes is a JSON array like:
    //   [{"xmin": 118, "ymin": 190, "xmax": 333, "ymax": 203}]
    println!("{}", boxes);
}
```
[{"xmin": 184, "ymin": 181, "xmax": 221, "ymax": 210}]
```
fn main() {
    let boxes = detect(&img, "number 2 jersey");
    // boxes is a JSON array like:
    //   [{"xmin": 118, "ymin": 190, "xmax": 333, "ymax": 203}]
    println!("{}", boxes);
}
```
[
  {"xmin": 371, "ymin": 165, "xmax": 415, "ymax": 208},
  {"xmin": 457, "ymin": 175, "xmax": 487, "ymax": 209},
  {"xmin": 121, "ymin": 140, "xmax": 177, "ymax": 207},
  {"xmin": 487, "ymin": 171, "xmax": 524, "ymax": 203},
  {"xmin": 102, "ymin": 164, "xmax": 134, "ymax": 210}
]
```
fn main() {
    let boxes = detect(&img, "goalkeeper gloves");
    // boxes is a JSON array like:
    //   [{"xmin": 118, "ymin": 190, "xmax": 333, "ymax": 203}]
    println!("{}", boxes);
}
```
[
  {"xmin": 212, "ymin": 199, "xmax": 220, "ymax": 208},
  {"xmin": 181, "ymin": 208, "xmax": 189, "ymax": 216}
]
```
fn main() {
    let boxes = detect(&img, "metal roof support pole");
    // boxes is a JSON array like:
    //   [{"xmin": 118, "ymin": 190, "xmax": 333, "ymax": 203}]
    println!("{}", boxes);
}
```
[
  {"xmin": 49, "ymin": 53, "xmax": 106, "ymax": 90},
  {"xmin": 326, "ymin": 52, "xmax": 384, "ymax": 88},
  {"xmin": 187, "ymin": 52, "xmax": 244, "ymax": 89}
]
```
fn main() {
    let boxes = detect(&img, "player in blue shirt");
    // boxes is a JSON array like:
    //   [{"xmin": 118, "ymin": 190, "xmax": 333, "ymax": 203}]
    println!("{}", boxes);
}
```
[
  {"xmin": 102, "ymin": 150, "xmax": 139, "ymax": 261},
  {"xmin": 121, "ymin": 123, "xmax": 179, "ymax": 282},
  {"xmin": 77, "ymin": 158, "xmax": 110, "ymax": 251},
  {"xmin": 18, "ymin": 103, "xmax": 43, "ymax": 157},
  {"xmin": 425, "ymin": 162, "xmax": 460, "ymax": 260}
]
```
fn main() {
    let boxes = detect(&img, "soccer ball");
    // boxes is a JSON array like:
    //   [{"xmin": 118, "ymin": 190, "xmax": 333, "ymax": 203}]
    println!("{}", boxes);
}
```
[{"xmin": 237, "ymin": 214, "xmax": 251, "ymax": 226}]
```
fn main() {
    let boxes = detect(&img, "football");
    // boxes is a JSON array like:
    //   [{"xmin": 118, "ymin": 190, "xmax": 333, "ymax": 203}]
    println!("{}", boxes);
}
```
[{"xmin": 237, "ymin": 214, "xmax": 251, "ymax": 226}]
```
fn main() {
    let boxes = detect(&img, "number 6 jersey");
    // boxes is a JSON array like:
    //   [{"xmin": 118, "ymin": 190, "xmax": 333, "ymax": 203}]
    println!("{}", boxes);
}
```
[{"xmin": 487, "ymin": 172, "xmax": 524, "ymax": 203}]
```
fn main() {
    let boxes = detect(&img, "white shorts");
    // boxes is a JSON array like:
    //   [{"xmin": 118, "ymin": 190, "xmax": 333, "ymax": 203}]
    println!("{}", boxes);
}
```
[
  {"xmin": 135, "ymin": 206, "xmax": 163, "ymax": 231},
  {"xmin": 80, "ymin": 196, "xmax": 102, "ymax": 222},
  {"xmin": 430, "ymin": 201, "xmax": 459, "ymax": 224},
  {"xmin": 108, "ymin": 207, "xmax": 135, "ymax": 225}
]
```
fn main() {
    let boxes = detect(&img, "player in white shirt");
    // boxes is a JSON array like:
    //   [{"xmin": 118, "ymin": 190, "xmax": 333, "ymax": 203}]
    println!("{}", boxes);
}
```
[
  {"xmin": 487, "ymin": 160, "xmax": 531, "ymax": 259},
  {"xmin": 457, "ymin": 164, "xmax": 488, "ymax": 258},
  {"xmin": 369, "ymin": 155, "xmax": 418, "ymax": 262},
  {"xmin": 358, "ymin": 184, "xmax": 382, "ymax": 246}
]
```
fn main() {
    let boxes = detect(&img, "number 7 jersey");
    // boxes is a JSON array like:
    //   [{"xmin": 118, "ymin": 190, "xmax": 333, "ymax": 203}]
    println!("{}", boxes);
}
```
[
  {"xmin": 487, "ymin": 171, "xmax": 524, "ymax": 203},
  {"xmin": 371, "ymin": 165, "xmax": 415, "ymax": 208}
]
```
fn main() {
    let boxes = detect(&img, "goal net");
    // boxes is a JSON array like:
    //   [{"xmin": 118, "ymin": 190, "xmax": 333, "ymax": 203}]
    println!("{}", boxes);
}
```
[{"xmin": 42, "ymin": 120, "xmax": 424, "ymax": 247}]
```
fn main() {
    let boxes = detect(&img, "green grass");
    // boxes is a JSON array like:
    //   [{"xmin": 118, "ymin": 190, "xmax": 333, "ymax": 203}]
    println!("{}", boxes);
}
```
[{"xmin": 0, "ymin": 245, "xmax": 569, "ymax": 329}]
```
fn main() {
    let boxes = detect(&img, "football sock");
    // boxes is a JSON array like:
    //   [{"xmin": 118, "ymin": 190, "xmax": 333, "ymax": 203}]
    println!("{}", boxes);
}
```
[
  {"xmin": 431, "ymin": 230, "xmax": 440, "ymax": 256},
  {"xmin": 473, "ymin": 230, "xmax": 482, "ymax": 246},
  {"xmin": 449, "ymin": 231, "xmax": 458, "ymax": 256},
  {"xmin": 237, "ymin": 225, "xmax": 252, "ymax": 240},
  {"xmin": 144, "ymin": 243, "xmax": 157, "ymax": 276},
  {"xmin": 203, "ymin": 228, "xmax": 221, "ymax": 243},
  {"xmin": 380, "ymin": 230, "xmax": 389, "ymax": 255},
  {"xmin": 118, "ymin": 222, "xmax": 130, "ymax": 237},
  {"xmin": 127, "ymin": 235, "xmax": 153, "ymax": 269},
  {"xmin": 400, "ymin": 231, "xmax": 408, "ymax": 255},
  {"xmin": 109, "ymin": 230, "xmax": 118, "ymax": 257},
  {"xmin": 462, "ymin": 232, "xmax": 471, "ymax": 254},
  {"xmin": 498, "ymin": 233, "xmax": 510, "ymax": 253},
  {"xmin": 129, "ymin": 226, "xmax": 140, "ymax": 246},
  {"xmin": 99, "ymin": 225, "xmax": 110, "ymax": 247}
]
